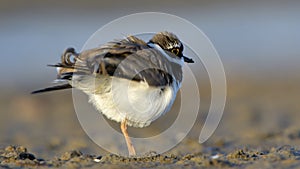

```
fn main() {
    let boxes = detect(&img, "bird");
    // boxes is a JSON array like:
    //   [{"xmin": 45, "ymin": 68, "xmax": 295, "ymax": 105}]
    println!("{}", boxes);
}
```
[{"xmin": 32, "ymin": 31, "xmax": 194, "ymax": 156}]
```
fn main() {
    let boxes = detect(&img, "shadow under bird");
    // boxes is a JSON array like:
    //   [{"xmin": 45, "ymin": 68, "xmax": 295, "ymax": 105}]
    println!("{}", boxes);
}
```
[{"xmin": 32, "ymin": 31, "xmax": 194, "ymax": 156}]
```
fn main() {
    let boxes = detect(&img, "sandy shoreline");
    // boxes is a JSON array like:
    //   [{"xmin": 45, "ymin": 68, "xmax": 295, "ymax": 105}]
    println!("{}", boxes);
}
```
[
  {"xmin": 1, "ymin": 80, "xmax": 300, "ymax": 168},
  {"xmin": 1, "ymin": 143, "xmax": 300, "ymax": 168}
]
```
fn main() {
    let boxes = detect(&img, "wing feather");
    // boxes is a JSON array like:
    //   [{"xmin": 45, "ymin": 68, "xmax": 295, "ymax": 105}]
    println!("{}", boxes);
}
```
[{"xmin": 52, "ymin": 36, "xmax": 182, "ymax": 87}]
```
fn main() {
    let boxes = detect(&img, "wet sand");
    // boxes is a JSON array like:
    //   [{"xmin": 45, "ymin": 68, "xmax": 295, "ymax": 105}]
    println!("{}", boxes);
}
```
[
  {"xmin": 1, "ymin": 78, "xmax": 300, "ymax": 168},
  {"xmin": 1, "ymin": 144, "xmax": 300, "ymax": 168}
]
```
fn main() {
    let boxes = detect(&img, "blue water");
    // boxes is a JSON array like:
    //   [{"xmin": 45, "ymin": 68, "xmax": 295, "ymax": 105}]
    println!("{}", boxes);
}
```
[{"xmin": 0, "ymin": 0, "xmax": 299, "ymax": 87}]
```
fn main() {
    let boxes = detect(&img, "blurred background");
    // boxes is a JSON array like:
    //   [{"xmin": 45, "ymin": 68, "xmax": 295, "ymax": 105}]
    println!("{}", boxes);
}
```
[{"xmin": 0, "ymin": 0, "xmax": 300, "ymax": 158}]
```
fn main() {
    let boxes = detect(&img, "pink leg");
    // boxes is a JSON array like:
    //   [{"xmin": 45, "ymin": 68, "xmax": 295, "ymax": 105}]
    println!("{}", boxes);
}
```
[{"xmin": 121, "ymin": 119, "xmax": 136, "ymax": 156}]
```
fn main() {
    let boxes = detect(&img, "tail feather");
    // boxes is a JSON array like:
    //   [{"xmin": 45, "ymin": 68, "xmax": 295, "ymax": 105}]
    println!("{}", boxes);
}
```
[
  {"xmin": 31, "ymin": 48, "xmax": 81, "ymax": 95},
  {"xmin": 31, "ymin": 84, "xmax": 72, "ymax": 94}
]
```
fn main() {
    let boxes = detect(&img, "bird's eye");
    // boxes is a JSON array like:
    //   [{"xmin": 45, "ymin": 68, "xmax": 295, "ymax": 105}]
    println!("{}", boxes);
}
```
[{"xmin": 171, "ymin": 48, "xmax": 179, "ymax": 55}]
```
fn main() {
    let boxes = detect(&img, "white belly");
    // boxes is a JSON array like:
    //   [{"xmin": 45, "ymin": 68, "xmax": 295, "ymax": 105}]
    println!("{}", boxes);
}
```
[{"xmin": 86, "ymin": 77, "xmax": 179, "ymax": 128}]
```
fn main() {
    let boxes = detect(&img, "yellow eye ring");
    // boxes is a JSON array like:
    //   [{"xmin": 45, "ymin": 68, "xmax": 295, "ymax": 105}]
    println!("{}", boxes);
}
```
[{"xmin": 171, "ymin": 48, "xmax": 179, "ymax": 55}]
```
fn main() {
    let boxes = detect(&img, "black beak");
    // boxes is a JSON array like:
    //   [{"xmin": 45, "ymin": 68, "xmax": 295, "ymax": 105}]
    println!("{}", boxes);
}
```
[{"xmin": 183, "ymin": 56, "xmax": 194, "ymax": 63}]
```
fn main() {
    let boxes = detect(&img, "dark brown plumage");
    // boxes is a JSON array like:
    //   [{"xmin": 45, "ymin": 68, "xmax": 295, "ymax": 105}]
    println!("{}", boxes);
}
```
[{"xmin": 32, "ymin": 32, "xmax": 193, "ymax": 94}]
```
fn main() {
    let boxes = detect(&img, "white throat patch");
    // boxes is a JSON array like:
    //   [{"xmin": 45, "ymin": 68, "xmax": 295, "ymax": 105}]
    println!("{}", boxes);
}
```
[{"xmin": 148, "ymin": 43, "xmax": 184, "ymax": 66}]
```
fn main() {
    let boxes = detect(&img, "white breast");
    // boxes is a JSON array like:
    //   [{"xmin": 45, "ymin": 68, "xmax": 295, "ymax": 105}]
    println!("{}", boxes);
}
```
[{"xmin": 87, "ymin": 77, "xmax": 180, "ymax": 128}]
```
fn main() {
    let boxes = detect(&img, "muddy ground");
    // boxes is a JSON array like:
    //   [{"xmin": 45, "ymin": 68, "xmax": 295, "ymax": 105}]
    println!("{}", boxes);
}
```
[{"xmin": 1, "ymin": 78, "xmax": 300, "ymax": 168}]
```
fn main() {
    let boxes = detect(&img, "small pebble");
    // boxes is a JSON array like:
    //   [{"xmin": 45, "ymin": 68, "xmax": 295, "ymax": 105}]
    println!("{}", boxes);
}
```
[{"xmin": 18, "ymin": 152, "xmax": 36, "ymax": 160}]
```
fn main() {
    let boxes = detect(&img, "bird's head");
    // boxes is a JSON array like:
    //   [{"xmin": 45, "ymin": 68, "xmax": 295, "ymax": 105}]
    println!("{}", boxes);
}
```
[{"xmin": 148, "ymin": 31, "xmax": 194, "ymax": 63}]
